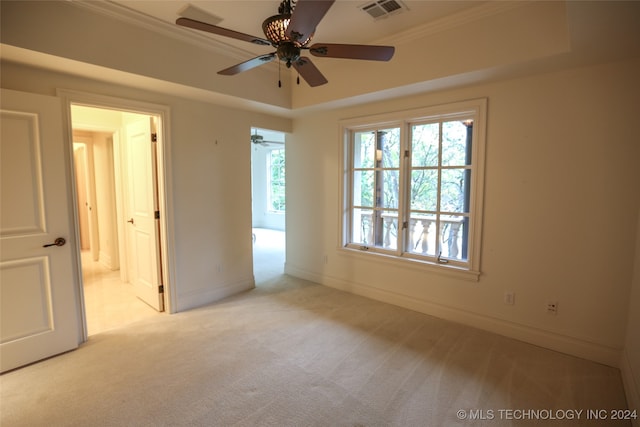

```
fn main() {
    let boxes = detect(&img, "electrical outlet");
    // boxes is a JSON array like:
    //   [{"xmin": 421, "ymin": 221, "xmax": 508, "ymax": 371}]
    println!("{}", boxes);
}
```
[
  {"xmin": 547, "ymin": 301, "xmax": 558, "ymax": 315},
  {"xmin": 504, "ymin": 291, "xmax": 515, "ymax": 305}
]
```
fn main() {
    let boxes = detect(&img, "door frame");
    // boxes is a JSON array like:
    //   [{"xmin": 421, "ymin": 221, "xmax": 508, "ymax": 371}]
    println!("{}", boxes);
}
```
[{"xmin": 58, "ymin": 89, "xmax": 176, "ymax": 340}]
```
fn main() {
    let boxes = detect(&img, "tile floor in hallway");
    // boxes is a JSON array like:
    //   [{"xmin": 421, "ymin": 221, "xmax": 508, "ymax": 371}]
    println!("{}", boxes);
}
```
[
  {"xmin": 81, "ymin": 252, "xmax": 160, "ymax": 335},
  {"xmin": 81, "ymin": 228, "xmax": 285, "ymax": 335}
]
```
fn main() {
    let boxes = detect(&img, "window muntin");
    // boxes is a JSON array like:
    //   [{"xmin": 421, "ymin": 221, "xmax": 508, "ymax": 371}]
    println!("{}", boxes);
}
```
[
  {"xmin": 342, "ymin": 100, "xmax": 486, "ymax": 276},
  {"xmin": 407, "ymin": 119, "xmax": 472, "ymax": 264},
  {"xmin": 350, "ymin": 128, "xmax": 400, "ymax": 250}
]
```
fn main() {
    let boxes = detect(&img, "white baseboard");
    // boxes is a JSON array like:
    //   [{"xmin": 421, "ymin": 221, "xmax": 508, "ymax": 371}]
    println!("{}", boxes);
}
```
[
  {"xmin": 285, "ymin": 264, "xmax": 621, "ymax": 367},
  {"xmin": 620, "ymin": 349, "xmax": 640, "ymax": 423},
  {"xmin": 176, "ymin": 277, "xmax": 255, "ymax": 312}
]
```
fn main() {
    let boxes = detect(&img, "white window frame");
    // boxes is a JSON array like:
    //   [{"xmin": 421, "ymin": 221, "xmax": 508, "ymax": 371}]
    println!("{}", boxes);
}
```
[{"xmin": 339, "ymin": 98, "xmax": 487, "ymax": 281}]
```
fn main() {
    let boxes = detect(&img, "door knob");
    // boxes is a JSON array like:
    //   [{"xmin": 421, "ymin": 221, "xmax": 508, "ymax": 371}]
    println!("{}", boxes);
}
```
[
  {"xmin": 43, "ymin": 237, "xmax": 66, "ymax": 248},
  {"xmin": 127, "ymin": 218, "xmax": 134, "ymax": 224}
]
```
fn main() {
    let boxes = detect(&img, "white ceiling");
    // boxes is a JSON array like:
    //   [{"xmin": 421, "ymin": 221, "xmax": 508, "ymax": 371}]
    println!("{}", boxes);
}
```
[
  {"xmin": 109, "ymin": 0, "xmax": 483, "ymax": 55},
  {"xmin": 3, "ymin": 1, "xmax": 639, "ymax": 117}
]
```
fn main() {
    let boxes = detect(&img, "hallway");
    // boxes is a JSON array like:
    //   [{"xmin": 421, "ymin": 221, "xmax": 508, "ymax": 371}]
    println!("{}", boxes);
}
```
[
  {"xmin": 252, "ymin": 227, "xmax": 286, "ymax": 283},
  {"xmin": 82, "ymin": 228, "xmax": 285, "ymax": 335},
  {"xmin": 81, "ymin": 252, "xmax": 159, "ymax": 335}
]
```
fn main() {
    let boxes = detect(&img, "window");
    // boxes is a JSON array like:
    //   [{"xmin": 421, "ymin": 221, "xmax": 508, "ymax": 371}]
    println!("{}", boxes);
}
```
[
  {"xmin": 268, "ymin": 148, "xmax": 285, "ymax": 212},
  {"xmin": 341, "ymin": 99, "xmax": 486, "ymax": 278}
]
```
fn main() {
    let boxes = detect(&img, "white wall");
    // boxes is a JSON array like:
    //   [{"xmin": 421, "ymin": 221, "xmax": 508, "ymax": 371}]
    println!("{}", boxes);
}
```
[
  {"xmin": 285, "ymin": 58, "xmax": 640, "ymax": 367},
  {"xmin": 292, "ymin": 1, "xmax": 571, "ymax": 109},
  {"xmin": 91, "ymin": 132, "xmax": 118, "ymax": 269},
  {"xmin": 622, "ymin": 208, "xmax": 640, "ymax": 417},
  {"xmin": 72, "ymin": 142, "xmax": 91, "ymax": 251},
  {"xmin": 0, "ymin": 61, "xmax": 292, "ymax": 312}
]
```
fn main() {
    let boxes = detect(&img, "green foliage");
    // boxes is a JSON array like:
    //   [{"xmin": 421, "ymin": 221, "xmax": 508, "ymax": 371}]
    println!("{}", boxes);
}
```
[
  {"xmin": 270, "ymin": 149, "xmax": 285, "ymax": 212},
  {"xmin": 353, "ymin": 121, "xmax": 470, "ymax": 215}
]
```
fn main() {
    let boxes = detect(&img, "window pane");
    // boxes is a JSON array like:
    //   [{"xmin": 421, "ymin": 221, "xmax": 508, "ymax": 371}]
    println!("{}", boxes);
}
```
[
  {"xmin": 411, "ymin": 123, "xmax": 439, "ymax": 167},
  {"xmin": 382, "ymin": 170, "xmax": 399, "ymax": 209},
  {"xmin": 407, "ymin": 215, "xmax": 437, "ymax": 256},
  {"xmin": 410, "ymin": 169, "xmax": 438, "ymax": 211},
  {"xmin": 354, "ymin": 131, "xmax": 375, "ymax": 168},
  {"xmin": 380, "ymin": 211, "xmax": 398, "ymax": 250},
  {"xmin": 271, "ymin": 182, "xmax": 285, "ymax": 211},
  {"xmin": 440, "ymin": 168, "xmax": 469, "ymax": 213},
  {"xmin": 439, "ymin": 215, "xmax": 467, "ymax": 261},
  {"xmin": 380, "ymin": 128, "xmax": 400, "ymax": 168},
  {"xmin": 442, "ymin": 121, "xmax": 471, "ymax": 167},
  {"xmin": 353, "ymin": 170, "xmax": 374, "ymax": 207},
  {"xmin": 269, "ymin": 149, "xmax": 285, "ymax": 212},
  {"xmin": 351, "ymin": 208, "xmax": 374, "ymax": 245},
  {"xmin": 343, "ymin": 100, "xmax": 485, "ymax": 272}
]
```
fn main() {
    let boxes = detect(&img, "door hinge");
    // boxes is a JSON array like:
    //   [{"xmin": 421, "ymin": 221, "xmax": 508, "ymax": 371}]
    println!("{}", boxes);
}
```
[
  {"xmin": 151, "ymin": 133, "xmax": 158, "ymax": 142},
  {"xmin": 158, "ymin": 285, "xmax": 164, "ymax": 293},
  {"xmin": 404, "ymin": 150, "xmax": 410, "ymax": 158},
  {"xmin": 402, "ymin": 221, "xmax": 408, "ymax": 229},
  {"xmin": 154, "ymin": 210, "xmax": 160, "ymax": 219}
]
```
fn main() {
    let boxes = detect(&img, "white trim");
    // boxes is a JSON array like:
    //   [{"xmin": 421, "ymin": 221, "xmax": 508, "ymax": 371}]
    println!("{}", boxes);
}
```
[
  {"xmin": 65, "ymin": 0, "xmax": 282, "ymax": 78},
  {"xmin": 70, "ymin": 0, "xmax": 525, "ymax": 59},
  {"xmin": 67, "ymin": 0, "xmax": 263, "ymax": 64},
  {"xmin": 339, "ymin": 98, "xmax": 487, "ymax": 276},
  {"xmin": 380, "ymin": 1, "xmax": 527, "ymax": 45},
  {"xmin": 57, "ymin": 89, "xmax": 177, "ymax": 338},
  {"xmin": 621, "ymin": 349, "xmax": 640, "ymax": 419},
  {"xmin": 338, "ymin": 246, "xmax": 480, "ymax": 281},
  {"xmin": 285, "ymin": 264, "xmax": 622, "ymax": 367}
]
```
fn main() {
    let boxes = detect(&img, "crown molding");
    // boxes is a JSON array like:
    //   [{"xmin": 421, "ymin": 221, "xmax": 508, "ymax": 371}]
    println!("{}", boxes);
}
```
[
  {"xmin": 379, "ymin": 1, "xmax": 529, "ymax": 46},
  {"xmin": 66, "ymin": 0, "xmax": 277, "ymax": 68},
  {"xmin": 69, "ymin": 1, "xmax": 527, "ymax": 54},
  {"xmin": 66, "ymin": 0, "xmax": 526, "ymax": 76}
]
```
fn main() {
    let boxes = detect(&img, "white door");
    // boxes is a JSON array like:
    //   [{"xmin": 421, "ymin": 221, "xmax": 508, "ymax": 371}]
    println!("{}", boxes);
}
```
[
  {"xmin": 0, "ymin": 89, "xmax": 79, "ymax": 373},
  {"xmin": 125, "ymin": 118, "xmax": 163, "ymax": 311}
]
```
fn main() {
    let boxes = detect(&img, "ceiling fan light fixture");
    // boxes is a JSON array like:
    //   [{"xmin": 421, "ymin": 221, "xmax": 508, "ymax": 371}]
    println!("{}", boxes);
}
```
[
  {"xmin": 262, "ymin": 14, "xmax": 313, "ymax": 47},
  {"xmin": 262, "ymin": 14, "xmax": 291, "ymax": 44}
]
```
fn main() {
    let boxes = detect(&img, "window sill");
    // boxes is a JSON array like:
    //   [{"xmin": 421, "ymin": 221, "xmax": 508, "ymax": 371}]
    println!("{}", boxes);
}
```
[{"xmin": 339, "ymin": 246, "xmax": 481, "ymax": 282}]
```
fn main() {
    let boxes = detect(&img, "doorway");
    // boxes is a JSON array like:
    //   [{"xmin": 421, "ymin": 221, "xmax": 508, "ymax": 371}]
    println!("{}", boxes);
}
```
[
  {"xmin": 69, "ymin": 104, "xmax": 166, "ymax": 336},
  {"xmin": 250, "ymin": 127, "xmax": 286, "ymax": 282}
]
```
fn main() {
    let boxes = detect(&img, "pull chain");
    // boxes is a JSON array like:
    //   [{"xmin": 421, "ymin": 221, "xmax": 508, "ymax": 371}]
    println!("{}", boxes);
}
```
[{"xmin": 278, "ymin": 60, "xmax": 282, "ymax": 88}]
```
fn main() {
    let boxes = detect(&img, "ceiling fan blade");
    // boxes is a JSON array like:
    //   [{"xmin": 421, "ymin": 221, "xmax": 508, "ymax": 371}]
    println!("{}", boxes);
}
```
[
  {"xmin": 292, "ymin": 57, "xmax": 328, "ymax": 87},
  {"xmin": 176, "ymin": 17, "xmax": 271, "ymax": 46},
  {"xmin": 286, "ymin": 0, "xmax": 335, "ymax": 44},
  {"xmin": 309, "ymin": 43, "xmax": 395, "ymax": 61},
  {"xmin": 218, "ymin": 53, "xmax": 277, "ymax": 75}
]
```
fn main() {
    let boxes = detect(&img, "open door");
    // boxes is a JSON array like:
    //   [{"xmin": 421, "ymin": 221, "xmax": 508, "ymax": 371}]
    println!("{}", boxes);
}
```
[
  {"xmin": 125, "ymin": 118, "xmax": 163, "ymax": 311},
  {"xmin": 0, "ymin": 89, "xmax": 80, "ymax": 372}
]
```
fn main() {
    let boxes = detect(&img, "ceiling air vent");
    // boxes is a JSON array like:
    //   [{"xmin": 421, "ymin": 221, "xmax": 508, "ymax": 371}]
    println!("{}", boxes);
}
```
[{"xmin": 360, "ymin": 0, "xmax": 406, "ymax": 20}]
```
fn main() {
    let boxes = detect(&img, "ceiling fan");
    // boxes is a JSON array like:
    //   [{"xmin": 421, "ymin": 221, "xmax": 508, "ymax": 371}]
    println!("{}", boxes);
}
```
[
  {"xmin": 251, "ymin": 129, "xmax": 284, "ymax": 147},
  {"xmin": 176, "ymin": 0, "xmax": 395, "ymax": 87},
  {"xmin": 251, "ymin": 131, "xmax": 268, "ymax": 146}
]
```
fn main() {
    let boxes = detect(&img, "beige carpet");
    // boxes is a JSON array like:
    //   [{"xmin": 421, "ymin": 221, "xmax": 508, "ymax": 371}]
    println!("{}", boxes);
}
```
[{"xmin": 0, "ymin": 272, "xmax": 629, "ymax": 426}]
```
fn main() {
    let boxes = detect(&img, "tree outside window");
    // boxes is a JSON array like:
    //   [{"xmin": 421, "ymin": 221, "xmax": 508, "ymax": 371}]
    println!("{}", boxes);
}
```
[
  {"xmin": 342, "ymin": 99, "xmax": 486, "ymax": 275},
  {"xmin": 268, "ymin": 148, "xmax": 285, "ymax": 212}
]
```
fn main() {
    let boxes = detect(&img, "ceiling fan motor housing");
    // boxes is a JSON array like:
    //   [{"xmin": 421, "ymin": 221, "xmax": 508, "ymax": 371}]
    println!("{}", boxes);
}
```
[{"xmin": 277, "ymin": 42, "xmax": 301, "ymax": 67}]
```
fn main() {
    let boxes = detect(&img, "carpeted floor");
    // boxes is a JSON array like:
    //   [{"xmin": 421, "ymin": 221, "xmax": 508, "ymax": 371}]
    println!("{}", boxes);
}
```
[{"xmin": 0, "ymin": 230, "xmax": 630, "ymax": 426}]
